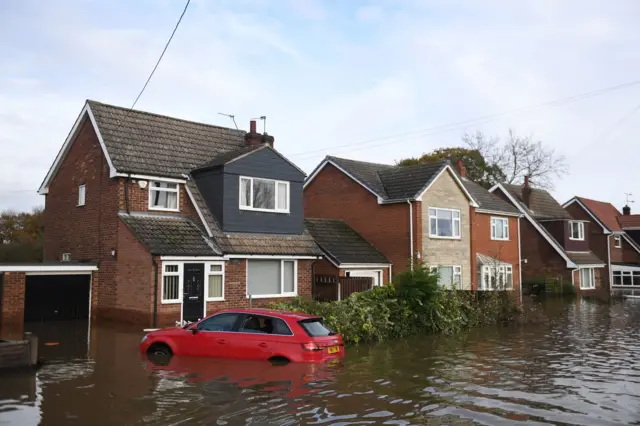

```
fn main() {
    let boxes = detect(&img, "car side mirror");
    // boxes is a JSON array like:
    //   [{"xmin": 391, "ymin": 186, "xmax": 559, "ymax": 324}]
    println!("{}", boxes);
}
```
[{"xmin": 191, "ymin": 327, "xmax": 198, "ymax": 335}]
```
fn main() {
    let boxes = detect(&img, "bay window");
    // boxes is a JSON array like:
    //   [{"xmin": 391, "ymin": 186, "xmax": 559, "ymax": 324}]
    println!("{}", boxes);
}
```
[
  {"xmin": 149, "ymin": 181, "xmax": 179, "ymax": 211},
  {"xmin": 247, "ymin": 259, "xmax": 297, "ymax": 298},
  {"xmin": 429, "ymin": 208, "xmax": 461, "ymax": 239},
  {"xmin": 478, "ymin": 264, "xmax": 513, "ymax": 290},
  {"xmin": 240, "ymin": 176, "xmax": 289, "ymax": 213}
]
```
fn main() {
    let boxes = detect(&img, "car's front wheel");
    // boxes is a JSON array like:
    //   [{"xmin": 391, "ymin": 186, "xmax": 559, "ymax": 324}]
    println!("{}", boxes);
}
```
[{"xmin": 147, "ymin": 343, "xmax": 173, "ymax": 366}]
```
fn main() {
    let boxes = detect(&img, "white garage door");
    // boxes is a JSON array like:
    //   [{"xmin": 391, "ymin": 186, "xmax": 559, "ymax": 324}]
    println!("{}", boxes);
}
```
[{"xmin": 345, "ymin": 270, "xmax": 381, "ymax": 286}]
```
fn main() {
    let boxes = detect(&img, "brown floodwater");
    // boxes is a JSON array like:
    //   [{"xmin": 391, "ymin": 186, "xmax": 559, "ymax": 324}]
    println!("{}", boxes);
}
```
[{"xmin": 1, "ymin": 298, "xmax": 640, "ymax": 425}]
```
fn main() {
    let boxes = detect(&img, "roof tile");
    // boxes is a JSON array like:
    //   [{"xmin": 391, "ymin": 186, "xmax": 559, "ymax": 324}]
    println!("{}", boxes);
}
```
[
  {"xmin": 575, "ymin": 197, "xmax": 623, "ymax": 232},
  {"xmin": 463, "ymin": 179, "xmax": 519, "ymax": 215},
  {"xmin": 502, "ymin": 183, "xmax": 572, "ymax": 220}
]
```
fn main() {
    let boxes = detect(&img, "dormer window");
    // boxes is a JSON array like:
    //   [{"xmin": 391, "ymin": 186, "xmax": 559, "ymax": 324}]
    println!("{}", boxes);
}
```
[
  {"xmin": 239, "ymin": 176, "xmax": 289, "ymax": 213},
  {"xmin": 149, "ymin": 181, "xmax": 179, "ymax": 211},
  {"xmin": 569, "ymin": 221, "xmax": 584, "ymax": 241}
]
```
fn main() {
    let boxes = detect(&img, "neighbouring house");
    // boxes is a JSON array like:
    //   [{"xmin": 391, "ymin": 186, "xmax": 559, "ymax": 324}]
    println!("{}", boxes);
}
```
[
  {"xmin": 563, "ymin": 198, "xmax": 640, "ymax": 292},
  {"xmin": 305, "ymin": 218, "xmax": 391, "ymax": 285},
  {"xmin": 25, "ymin": 100, "xmax": 323, "ymax": 328},
  {"xmin": 456, "ymin": 162, "xmax": 522, "ymax": 296},
  {"xmin": 304, "ymin": 156, "xmax": 490, "ymax": 290},
  {"xmin": 618, "ymin": 205, "xmax": 640, "ymax": 246},
  {"xmin": 490, "ymin": 179, "xmax": 605, "ymax": 293}
]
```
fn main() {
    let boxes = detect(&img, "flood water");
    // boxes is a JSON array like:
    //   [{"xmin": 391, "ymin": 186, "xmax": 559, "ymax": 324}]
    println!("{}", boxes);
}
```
[{"xmin": 1, "ymin": 298, "xmax": 640, "ymax": 425}]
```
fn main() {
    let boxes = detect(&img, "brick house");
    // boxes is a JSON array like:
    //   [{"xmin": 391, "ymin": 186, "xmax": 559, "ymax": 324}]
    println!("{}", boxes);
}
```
[
  {"xmin": 563, "ymin": 197, "xmax": 640, "ymax": 292},
  {"xmin": 304, "ymin": 156, "xmax": 524, "ymax": 292},
  {"xmin": 34, "ymin": 100, "xmax": 322, "ymax": 327},
  {"xmin": 490, "ymin": 180, "xmax": 605, "ymax": 293},
  {"xmin": 458, "ymin": 164, "xmax": 522, "ymax": 296}
]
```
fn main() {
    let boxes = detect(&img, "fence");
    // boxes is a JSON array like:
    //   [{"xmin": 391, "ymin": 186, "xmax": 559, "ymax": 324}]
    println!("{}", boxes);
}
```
[{"xmin": 314, "ymin": 275, "xmax": 374, "ymax": 302}]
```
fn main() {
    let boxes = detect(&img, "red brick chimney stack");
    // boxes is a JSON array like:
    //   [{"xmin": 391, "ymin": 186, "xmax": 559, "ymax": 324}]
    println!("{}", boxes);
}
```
[
  {"xmin": 457, "ymin": 160, "xmax": 466, "ymax": 178},
  {"xmin": 522, "ymin": 175, "xmax": 532, "ymax": 208},
  {"xmin": 245, "ymin": 120, "xmax": 275, "ymax": 147}
]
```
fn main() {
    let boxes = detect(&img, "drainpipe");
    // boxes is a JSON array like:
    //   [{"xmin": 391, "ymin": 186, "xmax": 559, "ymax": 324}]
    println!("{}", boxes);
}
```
[
  {"xmin": 407, "ymin": 200, "xmax": 414, "ymax": 270},
  {"xmin": 517, "ymin": 217, "xmax": 523, "ymax": 302},
  {"xmin": 152, "ymin": 257, "xmax": 159, "ymax": 328},
  {"xmin": 124, "ymin": 174, "xmax": 131, "ymax": 214},
  {"xmin": 607, "ymin": 234, "xmax": 613, "ymax": 295}
]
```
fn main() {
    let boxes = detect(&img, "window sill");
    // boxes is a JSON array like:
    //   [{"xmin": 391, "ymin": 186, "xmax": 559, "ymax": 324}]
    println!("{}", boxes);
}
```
[
  {"xmin": 149, "ymin": 206, "xmax": 180, "ymax": 213},
  {"xmin": 161, "ymin": 300, "xmax": 181, "ymax": 305},
  {"xmin": 429, "ymin": 235, "xmax": 461, "ymax": 240},
  {"xmin": 239, "ymin": 206, "xmax": 290, "ymax": 214},
  {"xmin": 568, "ymin": 238, "xmax": 585, "ymax": 241},
  {"xmin": 490, "ymin": 237, "xmax": 509, "ymax": 241},
  {"xmin": 247, "ymin": 293, "xmax": 297, "ymax": 299},
  {"xmin": 77, "ymin": 204, "xmax": 85, "ymax": 208},
  {"xmin": 205, "ymin": 298, "xmax": 225, "ymax": 302}
]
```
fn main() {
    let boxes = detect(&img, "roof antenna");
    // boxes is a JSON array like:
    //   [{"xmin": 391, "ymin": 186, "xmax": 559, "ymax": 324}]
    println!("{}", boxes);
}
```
[
  {"xmin": 625, "ymin": 192, "xmax": 634, "ymax": 205},
  {"xmin": 218, "ymin": 112, "xmax": 238, "ymax": 130},
  {"xmin": 252, "ymin": 116, "xmax": 267, "ymax": 133}
]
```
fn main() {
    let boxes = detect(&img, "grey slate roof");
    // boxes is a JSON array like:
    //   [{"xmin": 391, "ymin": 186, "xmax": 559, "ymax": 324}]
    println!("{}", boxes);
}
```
[
  {"xmin": 325, "ymin": 156, "xmax": 451, "ymax": 201},
  {"xmin": 501, "ymin": 183, "xmax": 572, "ymax": 220},
  {"xmin": 119, "ymin": 213, "xmax": 222, "ymax": 256},
  {"xmin": 305, "ymin": 218, "xmax": 390, "ymax": 265},
  {"xmin": 566, "ymin": 251, "xmax": 605, "ymax": 265},
  {"xmin": 462, "ymin": 179, "xmax": 519, "ymax": 215},
  {"xmin": 88, "ymin": 100, "xmax": 246, "ymax": 178}
]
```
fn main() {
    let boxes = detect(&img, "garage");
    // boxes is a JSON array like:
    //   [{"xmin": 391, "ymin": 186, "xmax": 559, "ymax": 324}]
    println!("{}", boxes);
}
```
[{"xmin": 24, "ymin": 274, "xmax": 91, "ymax": 322}]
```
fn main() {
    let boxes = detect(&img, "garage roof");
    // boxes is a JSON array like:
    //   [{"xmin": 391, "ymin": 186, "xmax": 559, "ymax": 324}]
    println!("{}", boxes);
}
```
[{"xmin": 0, "ymin": 261, "xmax": 98, "ymax": 273}]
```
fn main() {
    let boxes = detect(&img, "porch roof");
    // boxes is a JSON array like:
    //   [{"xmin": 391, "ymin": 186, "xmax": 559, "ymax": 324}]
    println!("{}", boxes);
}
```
[{"xmin": 476, "ymin": 253, "xmax": 511, "ymax": 267}]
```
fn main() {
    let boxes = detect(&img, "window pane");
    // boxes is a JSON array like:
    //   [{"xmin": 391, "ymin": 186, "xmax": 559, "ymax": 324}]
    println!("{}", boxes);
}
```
[
  {"xmin": 166, "ymin": 191, "xmax": 178, "ymax": 209},
  {"xmin": 247, "ymin": 260, "xmax": 280, "ymax": 296},
  {"xmin": 240, "ymin": 178, "xmax": 251, "ymax": 207},
  {"xmin": 277, "ymin": 182, "xmax": 288, "ymax": 210},
  {"xmin": 253, "ymin": 179, "xmax": 276, "ymax": 209},
  {"xmin": 78, "ymin": 185, "xmax": 86, "ymax": 206},
  {"xmin": 283, "ymin": 261, "xmax": 295, "ymax": 293},
  {"xmin": 453, "ymin": 218, "xmax": 460, "ymax": 237},
  {"xmin": 197, "ymin": 313, "xmax": 239, "ymax": 332},
  {"xmin": 165, "ymin": 264, "xmax": 178, "ymax": 273},
  {"xmin": 208, "ymin": 274, "xmax": 223, "ymax": 298},
  {"xmin": 163, "ymin": 275, "xmax": 179, "ymax": 300},
  {"xmin": 153, "ymin": 181, "xmax": 177, "ymax": 190},
  {"xmin": 210, "ymin": 264, "xmax": 222, "ymax": 272},
  {"xmin": 299, "ymin": 319, "xmax": 334, "ymax": 337},
  {"xmin": 613, "ymin": 273, "xmax": 622, "ymax": 285},
  {"xmin": 272, "ymin": 318, "xmax": 293, "ymax": 336},
  {"xmin": 436, "ymin": 210, "xmax": 453, "ymax": 237},
  {"xmin": 430, "ymin": 217, "xmax": 437, "ymax": 234},
  {"xmin": 438, "ymin": 266, "xmax": 453, "ymax": 288},
  {"xmin": 623, "ymin": 274, "xmax": 632, "ymax": 285}
]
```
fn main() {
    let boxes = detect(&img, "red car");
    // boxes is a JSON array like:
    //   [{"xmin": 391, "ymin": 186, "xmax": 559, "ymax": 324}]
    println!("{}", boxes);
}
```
[{"xmin": 139, "ymin": 308, "xmax": 344, "ymax": 363}]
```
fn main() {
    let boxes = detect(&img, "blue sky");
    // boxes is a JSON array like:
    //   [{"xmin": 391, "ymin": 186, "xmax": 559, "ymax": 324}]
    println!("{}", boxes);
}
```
[{"xmin": 2, "ymin": 0, "xmax": 640, "ymax": 211}]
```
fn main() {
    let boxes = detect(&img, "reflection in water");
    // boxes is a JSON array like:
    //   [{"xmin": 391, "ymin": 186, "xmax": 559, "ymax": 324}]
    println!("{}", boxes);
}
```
[{"xmin": 1, "ymin": 298, "xmax": 640, "ymax": 425}]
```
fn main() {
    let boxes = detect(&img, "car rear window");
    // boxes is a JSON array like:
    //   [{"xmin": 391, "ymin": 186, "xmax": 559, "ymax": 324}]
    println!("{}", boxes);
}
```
[{"xmin": 299, "ymin": 319, "xmax": 334, "ymax": 337}]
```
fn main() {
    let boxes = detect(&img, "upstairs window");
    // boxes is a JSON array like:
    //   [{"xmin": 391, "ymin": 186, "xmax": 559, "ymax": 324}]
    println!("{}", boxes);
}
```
[
  {"xmin": 149, "ymin": 181, "xmax": 179, "ymax": 211},
  {"xmin": 77, "ymin": 184, "xmax": 86, "ymax": 207},
  {"xmin": 569, "ymin": 221, "xmax": 584, "ymax": 240},
  {"xmin": 491, "ymin": 217, "xmax": 509, "ymax": 240},
  {"xmin": 240, "ymin": 177, "xmax": 289, "ymax": 213},
  {"xmin": 614, "ymin": 235, "xmax": 622, "ymax": 248},
  {"xmin": 428, "ymin": 208, "xmax": 461, "ymax": 238}
]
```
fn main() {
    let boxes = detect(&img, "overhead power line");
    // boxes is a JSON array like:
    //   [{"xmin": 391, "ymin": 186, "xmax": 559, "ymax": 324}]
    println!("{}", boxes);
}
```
[
  {"xmin": 289, "ymin": 79, "xmax": 640, "ymax": 160},
  {"xmin": 131, "ymin": 0, "xmax": 191, "ymax": 109}
]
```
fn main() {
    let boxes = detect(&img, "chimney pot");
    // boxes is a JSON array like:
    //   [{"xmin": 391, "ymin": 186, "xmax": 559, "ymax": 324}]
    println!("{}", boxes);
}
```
[
  {"xmin": 623, "ymin": 205, "xmax": 631, "ymax": 215},
  {"xmin": 524, "ymin": 175, "xmax": 529, "ymax": 188},
  {"xmin": 522, "ymin": 175, "xmax": 532, "ymax": 208},
  {"xmin": 249, "ymin": 120, "xmax": 257, "ymax": 133}
]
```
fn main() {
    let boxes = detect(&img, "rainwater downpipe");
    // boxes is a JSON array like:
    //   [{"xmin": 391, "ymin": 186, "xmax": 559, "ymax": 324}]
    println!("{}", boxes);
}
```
[
  {"xmin": 152, "ymin": 257, "xmax": 159, "ymax": 328},
  {"xmin": 607, "ymin": 233, "xmax": 613, "ymax": 295},
  {"xmin": 408, "ymin": 200, "xmax": 414, "ymax": 270}
]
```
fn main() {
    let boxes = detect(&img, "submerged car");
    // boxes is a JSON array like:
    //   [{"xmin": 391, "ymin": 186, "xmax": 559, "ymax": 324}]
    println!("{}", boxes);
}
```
[{"xmin": 139, "ymin": 308, "xmax": 344, "ymax": 363}]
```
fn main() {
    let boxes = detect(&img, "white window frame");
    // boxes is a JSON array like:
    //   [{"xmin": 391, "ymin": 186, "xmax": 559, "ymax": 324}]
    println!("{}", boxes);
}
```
[
  {"xmin": 569, "ymin": 221, "xmax": 585, "ymax": 241},
  {"xmin": 239, "ymin": 176, "xmax": 290, "ymax": 214},
  {"xmin": 579, "ymin": 268, "xmax": 595, "ymax": 290},
  {"xmin": 149, "ymin": 180, "xmax": 180, "ymax": 212},
  {"xmin": 344, "ymin": 269, "xmax": 383, "ymax": 286},
  {"xmin": 430, "ymin": 265, "xmax": 462, "ymax": 289},
  {"xmin": 204, "ymin": 261, "xmax": 225, "ymax": 302},
  {"xmin": 428, "ymin": 207, "xmax": 461, "ymax": 239},
  {"xmin": 246, "ymin": 259, "xmax": 298, "ymax": 299},
  {"xmin": 77, "ymin": 184, "xmax": 86, "ymax": 207},
  {"xmin": 479, "ymin": 264, "xmax": 514, "ymax": 290},
  {"xmin": 490, "ymin": 217, "xmax": 509, "ymax": 241},
  {"xmin": 612, "ymin": 269, "xmax": 640, "ymax": 287},
  {"xmin": 161, "ymin": 262, "xmax": 183, "ymax": 304},
  {"xmin": 614, "ymin": 235, "xmax": 622, "ymax": 248}
]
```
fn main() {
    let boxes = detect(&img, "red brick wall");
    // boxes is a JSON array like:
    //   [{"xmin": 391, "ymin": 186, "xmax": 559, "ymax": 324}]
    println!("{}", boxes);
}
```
[
  {"xmin": 155, "ymin": 259, "xmax": 315, "ymax": 327},
  {"xmin": 121, "ymin": 180, "xmax": 198, "ymax": 220},
  {"xmin": 573, "ymin": 268, "xmax": 605, "ymax": 295},
  {"xmin": 315, "ymin": 259, "xmax": 339, "ymax": 276},
  {"xmin": 469, "ymin": 211, "xmax": 520, "ymax": 292},
  {"xmin": 519, "ymin": 218, "xmax": 572, "ymax": 284},
  {"xmin": 43, "ymin": 118, "xmax": 120, "ymax": 319},
  {"xmin": 304, "ymin": 163, "xmax": 412, "ymax": 274},
  {"xmin": 0, "ymin": 273, "xmax": 26, "ymax": 334},
  {"xmin": 611, "ymin": 235, "xmax": 640, "ymax": 264}
]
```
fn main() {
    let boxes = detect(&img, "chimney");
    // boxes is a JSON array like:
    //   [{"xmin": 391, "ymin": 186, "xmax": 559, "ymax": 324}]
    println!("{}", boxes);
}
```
[
  {"xmin": 522, "ymin": 175, "xmax": 532, "ymax": 208},
  {"xmin": 623, "ymin": 205, "xmax": 631, "ymax": 215},
  {"xmin": 457, "ymin": 159, "xmax": 466, "ymax": 178},
  {"xmin": 244, "ymin": 120, "xmax": 275, "ymax": 147}
]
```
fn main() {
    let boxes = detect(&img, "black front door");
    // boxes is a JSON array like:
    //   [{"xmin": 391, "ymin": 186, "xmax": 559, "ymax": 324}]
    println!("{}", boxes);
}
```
[{"xmin": 183, "ymin": 263, "xmax": 205, "ymax": 322}]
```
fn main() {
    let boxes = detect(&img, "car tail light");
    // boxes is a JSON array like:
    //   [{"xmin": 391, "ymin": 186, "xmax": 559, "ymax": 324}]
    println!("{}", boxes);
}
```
[{"xmin": 301, "ymin": 342, "xmax": 321, "ymax": 351}]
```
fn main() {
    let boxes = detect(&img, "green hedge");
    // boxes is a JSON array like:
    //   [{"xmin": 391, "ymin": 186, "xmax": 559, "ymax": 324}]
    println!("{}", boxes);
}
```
[{"xmin": 271, "ymin": 263, "xmax": 519, "ymax": 344}]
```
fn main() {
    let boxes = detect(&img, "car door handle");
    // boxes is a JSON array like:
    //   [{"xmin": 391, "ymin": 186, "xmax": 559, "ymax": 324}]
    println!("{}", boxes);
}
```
[
  {"xmin": 217, "ymin": 339, "xmax": 227, "ymax": 344},
  {"xmin": 258, "ymin": 342, "xmax": 268, "ymax": 348}
]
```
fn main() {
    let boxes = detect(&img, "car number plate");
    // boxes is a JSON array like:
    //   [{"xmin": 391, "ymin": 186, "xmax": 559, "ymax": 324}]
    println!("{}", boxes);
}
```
[{"xmin": 327, "ymin": 346, "xmax": 340, "ymax": 354}]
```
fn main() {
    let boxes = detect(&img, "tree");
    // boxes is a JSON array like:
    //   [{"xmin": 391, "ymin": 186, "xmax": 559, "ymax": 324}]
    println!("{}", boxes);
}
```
[
  {"xmin": 463, "ymin": 129, "xmax": 568, "ymax": 190},
  {"xmin": 396, "ymin": 147, "xmax": 504, "ymax": 188},
  {"xmin": 0, "ymin": 207, "xmax": 44, "ymax": 262}
]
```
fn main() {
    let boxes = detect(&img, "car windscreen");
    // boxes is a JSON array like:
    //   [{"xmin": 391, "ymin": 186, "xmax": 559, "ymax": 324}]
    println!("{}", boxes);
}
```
[{"xmin": 299, "ymin": 318, "xmax": 335, "ymax": 337}]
